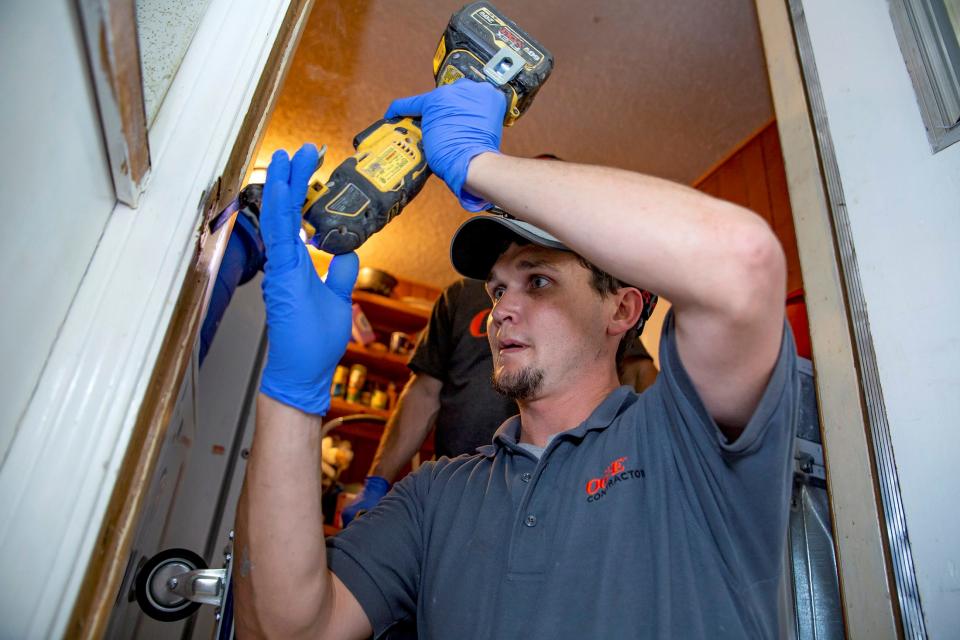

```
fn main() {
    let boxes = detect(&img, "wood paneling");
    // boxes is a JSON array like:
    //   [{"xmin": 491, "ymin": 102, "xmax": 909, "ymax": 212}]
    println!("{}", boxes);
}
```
[{"xmin": 694, "ymin": 120, "xmax": 804, "ymax": 294}]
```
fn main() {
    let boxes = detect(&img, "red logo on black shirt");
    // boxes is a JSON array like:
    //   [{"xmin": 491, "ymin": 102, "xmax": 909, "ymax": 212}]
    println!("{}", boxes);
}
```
[
  {"xmin": 585, "ymin": 456, "xmax": 645, "ymax": 503},
  {"xmin": 469, "ymin": 308, "xmax": 492, "ymax": 338}
]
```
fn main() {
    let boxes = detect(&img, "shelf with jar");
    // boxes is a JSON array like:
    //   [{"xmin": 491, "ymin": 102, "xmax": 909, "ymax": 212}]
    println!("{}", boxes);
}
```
[
  {"xmin": 321, "ymin": 273, "xmax": 440, "ymax": 487},
  {"xmin": 352, "ymin": 290, "xmax": 432, "ymax": 333}
]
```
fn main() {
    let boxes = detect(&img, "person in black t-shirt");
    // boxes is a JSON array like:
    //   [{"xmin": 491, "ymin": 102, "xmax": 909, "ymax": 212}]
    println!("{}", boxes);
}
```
[
  {"xmin": 341, "ymin": 277, "xmax": 656, "ymax": 525},
  {"xmin": 340, "ymin": 278, "xmax": 512, "ymax": 525}
]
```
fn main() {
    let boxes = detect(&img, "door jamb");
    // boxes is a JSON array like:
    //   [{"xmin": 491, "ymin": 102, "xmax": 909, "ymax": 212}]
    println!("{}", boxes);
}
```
[
  {"xmin": 65, "ymin": 1, "xmax": 313, "ymax": 636},
  {"xmin": 754, "ymin": 0, "xmax": 908, "ymax": 637}
]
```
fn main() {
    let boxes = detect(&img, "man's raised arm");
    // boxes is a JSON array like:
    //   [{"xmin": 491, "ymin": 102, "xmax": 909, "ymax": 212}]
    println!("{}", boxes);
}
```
[
  {"xmin": 232, "ymin": 145, "xmax": 371, "ymax": 639},
  {"xmin": 386, "ymin": 80, "xmax": 786, "ymax": 432},
  {"xmin": 466, "ymin": 154, "xmax": 786, "ymax": 432}
]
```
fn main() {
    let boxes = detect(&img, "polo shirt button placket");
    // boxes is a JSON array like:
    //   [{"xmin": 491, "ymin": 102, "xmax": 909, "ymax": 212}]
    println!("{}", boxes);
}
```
[{"xmin": 524, "ymin": 514, "xmax": 537, "ymax": 527}]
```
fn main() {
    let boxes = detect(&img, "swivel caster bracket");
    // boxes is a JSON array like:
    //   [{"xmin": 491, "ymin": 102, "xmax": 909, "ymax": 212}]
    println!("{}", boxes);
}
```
[
  {"xmin": 163, "ymin": 566, "xmax": 227, "ymax": 606},
  {"xmin": 134, "ymin": 532, "xmax": 234, "ymax": 635}
]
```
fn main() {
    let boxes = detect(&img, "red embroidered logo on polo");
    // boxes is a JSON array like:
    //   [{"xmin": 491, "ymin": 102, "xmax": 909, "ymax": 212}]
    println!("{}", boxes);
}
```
[{"xmin": 584, "ymin": 455, "xmax": 645, "ymax": 503}]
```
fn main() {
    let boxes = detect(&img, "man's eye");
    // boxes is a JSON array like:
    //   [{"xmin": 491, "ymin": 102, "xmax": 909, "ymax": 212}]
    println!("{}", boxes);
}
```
[
  {"xmin": 492, "ymin": 286, "xmax": 505, "ymax": 301},
  {"xmin": 530, "ymin": 276, "xmax": 550, "ymax": 289}
]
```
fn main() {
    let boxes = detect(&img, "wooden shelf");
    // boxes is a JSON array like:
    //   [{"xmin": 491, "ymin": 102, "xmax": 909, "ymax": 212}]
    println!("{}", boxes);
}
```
[
  {"xmin": 327, "ymin": 397, "xmax": 391, "ymax": 421},
  {"xmin": 321, "ymin": 278, "xmax": 439, "ymax": 489},
  {"xmin": 331, "ymin": 420, "xmax": 388, "ymax": 442},
  {"xmin": 344, "ymin": 343, "xmax": 412, "ymax": 379},
  {"xmin": 353, "ymin": 290, "xmax": 431, "ymax": 334}
]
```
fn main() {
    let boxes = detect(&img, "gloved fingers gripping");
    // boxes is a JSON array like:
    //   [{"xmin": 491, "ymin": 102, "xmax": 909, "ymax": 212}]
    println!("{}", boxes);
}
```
[
  {"xmin": 265, "ymin": 148, "xmax": 291, "ymax": 186},
  {"xmin": 260, "ymin": 149, "xmax": 302, "ymax": 271},
  {"xmin": 324, "ymin": 252, "xmax": 359, "ymax": 303},
  {"xmin": 478, "ymin": 84, "xmax": 509, "ymax": 120},
  {"xmin": 445, "ymin": 78, "xmax": 508, "ymax": 114},
  {"xmin": 384, "ymin": 92, "xmax": 429, "ymax": 119},
  {"xmin": 288, "ymin": 143, "xmax": 319, "ymax": 210},
  {"xmin": 260, "ymin": 150, "xmax": 291, "ymax": 244}
]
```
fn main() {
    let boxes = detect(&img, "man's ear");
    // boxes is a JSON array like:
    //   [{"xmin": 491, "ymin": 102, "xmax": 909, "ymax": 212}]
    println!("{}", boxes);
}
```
[{"xmin": 608, "ymin": 287, "xmax": 644, "ymax": 337}]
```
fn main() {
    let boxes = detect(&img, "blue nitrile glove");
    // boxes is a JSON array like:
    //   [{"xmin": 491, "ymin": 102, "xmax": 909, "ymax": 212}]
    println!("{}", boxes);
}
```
[
  {"xmin": 341, "ymin": 476, "xmax": 391, "ymax": 526},
  {"xmin": 259, "ymin": 144, "xmax": 359, "ymax": 415},
  {"xmin": 384, "ymin": 79, "xmax": 507, "ymax": 211}
]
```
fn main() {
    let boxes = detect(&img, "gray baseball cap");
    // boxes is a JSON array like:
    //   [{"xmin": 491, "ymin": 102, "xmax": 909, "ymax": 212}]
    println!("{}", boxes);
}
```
[
  {"xmin": 449, "ymin": 210, "xmax": 570, "ymax": 281},
  {"xmin": 449, "ymin": 209, "xmax": 659, "ymax": 334}
]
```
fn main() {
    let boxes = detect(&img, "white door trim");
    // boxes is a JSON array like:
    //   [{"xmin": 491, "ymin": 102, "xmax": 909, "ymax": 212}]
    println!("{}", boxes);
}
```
[
  {"xmin": 0, "ymin": 0, "xmax": 293, "ymax": 636},
  {"xmin": 754, "ymin": 0, "xmax": 902, "ymax": 637}
]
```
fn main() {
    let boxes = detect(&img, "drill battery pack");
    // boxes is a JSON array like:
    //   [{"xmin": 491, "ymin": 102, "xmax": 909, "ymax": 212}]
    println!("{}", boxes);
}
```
[{"xmin": 433, "ymin": 2, "xmax": 554, "ymax": 126}]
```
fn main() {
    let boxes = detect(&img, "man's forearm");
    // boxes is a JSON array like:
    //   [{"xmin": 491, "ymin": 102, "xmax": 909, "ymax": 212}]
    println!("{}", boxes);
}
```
[
  {"xmin": 234, "ymin": 394, "xmax": 334, "ymax": 637},
  {"xmin": 465, "ymin": 153, "xmax": 779, "ymax": 316},
  {"xmin": 368, "ymin": 373, "xmax": 442, "ymax": 482},
  {"xmin": 465, "ymin": 152, "xmax": 787, "ymax": 428}
]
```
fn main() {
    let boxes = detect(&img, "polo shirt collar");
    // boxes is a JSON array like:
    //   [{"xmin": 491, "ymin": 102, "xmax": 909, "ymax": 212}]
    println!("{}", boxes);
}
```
[{"xmin": 479, "ymin": 386, "xmax": 637, "ymax": 458}]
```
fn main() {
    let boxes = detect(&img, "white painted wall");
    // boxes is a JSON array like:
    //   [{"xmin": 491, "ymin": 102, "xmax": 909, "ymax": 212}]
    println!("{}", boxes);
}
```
[
  {"xmin": 0, "ymin": 1, "xmax": 116, "ymax": 458},
  {"xmin": 800, "ymin": 1, "xmax": 960, "ymax": 636}
]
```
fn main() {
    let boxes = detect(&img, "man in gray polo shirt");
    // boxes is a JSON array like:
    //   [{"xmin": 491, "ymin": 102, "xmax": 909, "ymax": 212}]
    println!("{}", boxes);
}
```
[{"xmin": 235, "ymin": 79, "xmax": 798, "ymax": 639}]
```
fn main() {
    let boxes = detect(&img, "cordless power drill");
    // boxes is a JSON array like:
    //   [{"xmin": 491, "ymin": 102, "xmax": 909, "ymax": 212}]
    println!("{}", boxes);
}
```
[{"xmin": 248, "ymin": 2, "xmax": 554, "ymax": 254}]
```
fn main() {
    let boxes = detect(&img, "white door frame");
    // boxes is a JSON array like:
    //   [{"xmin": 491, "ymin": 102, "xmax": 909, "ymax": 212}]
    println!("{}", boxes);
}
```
[
  {"xmin": 0, "ymin": 0, "xmax": 312, "ymax": 637},
  {"xmin": 755, "ymin": 0, "xmax": 922, "ymax": 637}
]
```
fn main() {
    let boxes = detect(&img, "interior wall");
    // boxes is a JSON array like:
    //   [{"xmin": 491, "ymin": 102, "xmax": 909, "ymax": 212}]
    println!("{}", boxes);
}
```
[
  {"xmin": 799, "ymin": 1, "xmax": 960, "ymax": 635},
  {"xmin": 0, "ymin": 1, "xmax": 115, "ymax": 459}
]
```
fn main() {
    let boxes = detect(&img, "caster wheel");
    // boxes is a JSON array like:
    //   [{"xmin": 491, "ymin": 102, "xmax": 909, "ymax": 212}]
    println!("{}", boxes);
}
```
[{"xmin": 134, "ymin": 548, "xmax": 207, "ymax": 622}]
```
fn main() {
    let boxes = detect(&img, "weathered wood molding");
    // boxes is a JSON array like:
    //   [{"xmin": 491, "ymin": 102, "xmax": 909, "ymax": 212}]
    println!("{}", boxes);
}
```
[{"xmin": 0, "ymin": 1, "xmax": 305, "ymax": 637}]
